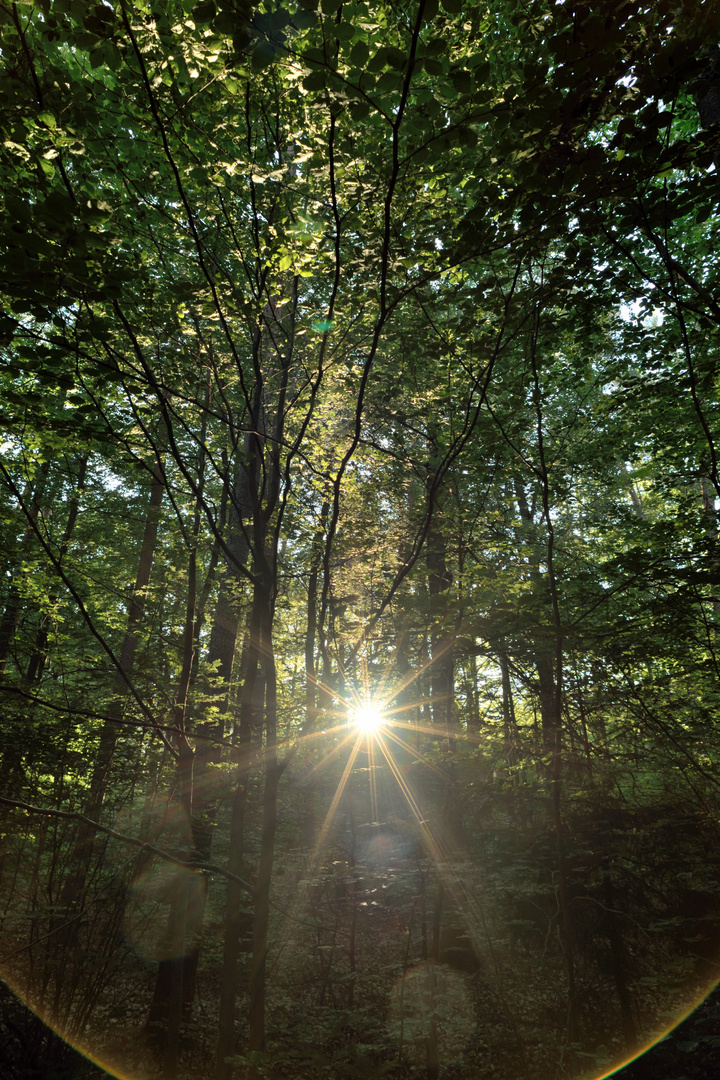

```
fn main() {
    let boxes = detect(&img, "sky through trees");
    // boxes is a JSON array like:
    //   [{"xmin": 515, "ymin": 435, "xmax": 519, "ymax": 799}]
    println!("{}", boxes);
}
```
[{"xmin": 2, "ymin": 1, "xmax": 720, "ymax": 1079}]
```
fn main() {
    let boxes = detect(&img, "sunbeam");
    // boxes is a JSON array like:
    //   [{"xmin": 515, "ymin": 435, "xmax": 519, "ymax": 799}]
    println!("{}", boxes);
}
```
[
  {"xmin": 351, "ymin": 700, "xmax": 387, "ymax": 734},
  {"xmin": 303, "ymin": 730, "xmax": 365, "ymax": 882},
  {"xmin": 380, "ymin": 727, "xmax": 449, "ymax": 780}
]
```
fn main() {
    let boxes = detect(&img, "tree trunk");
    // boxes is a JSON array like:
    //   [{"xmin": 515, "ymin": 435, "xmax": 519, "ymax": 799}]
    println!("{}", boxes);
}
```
[
  {"xmin": 530, "ymin": 320, "xmax": 578, "ymax": 1046},
  {"xmin": 185, "ymin": 441, "xmax": 257, "ymax": 1027},
  {"xmin": 85, "ymin": 453, "xmax": 165, "ymax": 826},
  {"xmin": 0, "ymin": 461, "xmax": 51, "ymax": 676},
  {"xmin": 500, "ymin": 653, "xmax": 517, "ymax": 767},
  {"xmin": 700, "ymin": 474, "xmax": 720, "ymax": 616},
  {"xmin": 536, "ymin": 651, "xmax": 557, "ymax": 754},
  {"xmin": 465, "ymin": 651, "xmax": 481, "ymax": 733},
  {"xmin": 215, "ymin": 628, "xmax": 259, "ymax": 1080},
  {"xmin": 148, "ymin": 414, "xmax": 214, "ymax": 1066},
  {"xmin": 53, "ymin": 453, "xmax": 165, "ymax": 1011},
  {"xmin": 248, "ymin": 587, "xmax": 282, "ymax": 1055},
  {"xmin": 304, "ymin": 508, "xmax": 327, "ymax": 730},
  {"xmin": 426, "ymin": 523, "xmax": 454, "ymax": 730},
  {"xmin": 25, "ymin": 456, "xmax": 87, "ymax": 685},
  {"xmin": 603, "ymin": 871, "xmax": 637, "ymax": 1050}
]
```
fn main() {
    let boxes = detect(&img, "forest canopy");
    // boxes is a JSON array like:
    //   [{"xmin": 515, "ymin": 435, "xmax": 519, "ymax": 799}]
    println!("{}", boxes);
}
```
[{"xmin": 2, "ymin": 1, "xmax": 720, "ymax": 1078}]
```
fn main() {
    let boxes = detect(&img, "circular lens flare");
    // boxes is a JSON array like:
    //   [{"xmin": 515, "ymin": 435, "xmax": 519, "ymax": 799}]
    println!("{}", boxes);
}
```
[{"xmin": 352, "ymin": 701, "xmax": 386, "ymax": 734}]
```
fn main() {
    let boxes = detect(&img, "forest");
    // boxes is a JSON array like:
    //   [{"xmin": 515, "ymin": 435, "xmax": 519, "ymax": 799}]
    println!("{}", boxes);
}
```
[{"xmin": 2, "ymin": 0, "xmax": 720, "ymax": 1078}]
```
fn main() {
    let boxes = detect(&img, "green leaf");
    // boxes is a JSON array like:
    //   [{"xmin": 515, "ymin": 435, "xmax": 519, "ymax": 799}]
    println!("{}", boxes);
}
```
[
  {"xmin": 193, "ymin": 0, "xmax": 216, "ymax": 24},
  {"xmin": 349, "ymin": 40, "xmax": 369, "ymax": 67},
  {"xmin": 367, "ymin": 46, "xmax": 389, "ymax": 73},
  {"xmin": 386, "ymin": 46, "xmax": 406, "ymax": 70},
  {"xmin": 451, "ymin": 69, "xmax": 473, "ymax": 95},
  {"xmin": 303, "ymin": 69, "xmax": 327, "ymax": 91}
]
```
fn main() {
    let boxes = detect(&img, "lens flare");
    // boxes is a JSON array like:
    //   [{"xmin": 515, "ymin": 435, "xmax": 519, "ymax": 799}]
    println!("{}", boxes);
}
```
[
  {"xmin": 352, "ymin": 701, "xmax": 386, "ymax": 734},
  {"xmin": 3, "ymin": 673, "xmax": 720, "ymax": 1080}
]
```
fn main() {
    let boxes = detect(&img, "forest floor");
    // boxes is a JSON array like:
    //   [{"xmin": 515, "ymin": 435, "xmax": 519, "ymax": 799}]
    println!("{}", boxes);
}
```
[{"xmin": 2, "ymin": 977, "xmax": 719, "ymax": 1080}]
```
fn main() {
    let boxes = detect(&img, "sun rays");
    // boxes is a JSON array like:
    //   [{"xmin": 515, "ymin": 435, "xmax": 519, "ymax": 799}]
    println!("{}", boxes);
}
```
[
  {"xmin": 351, "ymin": 700, "xmax": 387, "ymax": 734},
  {"xmin": 272, "ymin": 656, "xmax": 499, "ymax": 986},
  {"xmin": 295, "ymin": 655, "xmax": 487, "ymax": 876}
]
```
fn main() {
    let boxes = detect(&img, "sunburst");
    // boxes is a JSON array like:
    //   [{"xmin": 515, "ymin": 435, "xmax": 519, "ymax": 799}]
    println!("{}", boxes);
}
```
[{"xmin": 350, "ymin": 699, "xmax": 387, "ymax": 734}]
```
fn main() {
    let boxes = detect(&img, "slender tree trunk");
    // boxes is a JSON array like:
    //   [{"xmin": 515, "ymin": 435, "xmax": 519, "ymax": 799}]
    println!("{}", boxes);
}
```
[
  {"xmin": 186, "ymin": 436, "xmax": 258, "ymax": 1030},
  {"xmin": 53, "ymin": 453, "xmax": 165, "ymax": 1014},
  {"xmin": 465, "ymin": 651, "xmax": 481, "ymax": 732},
  {"xmin": 536, "ymin": 651, "xmax": 557, "ymax": 753},
  {"xmin": 575, "ymin": 680, "xmax": 594, "ymax": 778},
  {"xmin": 160, "ymin": 863, "xmax": 190, "ymax": 1080},
  {"xmin": 248, "ymin": 587, "xmax": 282, "ymax": 1054},
  {"xmin": 304, "ymin": 507, "xmax": 327, "ymax": 729},
  {"xmin": 148, "ymin": 405, "xmax": 219, "ymax": 1069},
  {"xmin": 500, "ymin": 653, "xmax": 517, "ymax": 767},
  {"xmin": 147, "ymin": 594, "xmax": 198, "ymax": 1070},
  {"xmin": 26, "ymin": 456, "xmax": 87, "ymax": 685},
  {"xmin": 426, "ymin": 524, "xmax": 454, "ymax": 730},
  {"xmin": 85, "ymin": 453, "xmax": 165, "ymax": 826},
  {"xmin": 217, "ymin": 286, "xmax": 294, "ymax": 1072},
  {"xmin": 529, "ymin": 313, "xmax": 578, "ymax": 1046},
  {"xmin": 513, "ymin": 473, "xmax": 557, "ymax": 753},
  {"xmin": 603, "ymin": 871, "xmax": 637, "ymax": 1050},
  {"xmin": 0, "ymin": 461, "xmax": 51, "ymax": 676},
  {"xmin": 215, "ymin": 744, "xmax": 253, "ymax": 1079},
  {"xmin": 216, "ymin": 629, "xmax": 259, "ymax": 1080},
  {"xmin": 701, "ymin": 474, "xmax": 720, "ymax": 616}
]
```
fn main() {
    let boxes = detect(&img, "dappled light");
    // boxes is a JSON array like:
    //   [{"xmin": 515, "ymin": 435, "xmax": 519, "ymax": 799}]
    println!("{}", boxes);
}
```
[{"xmin": 3, "ymin": 1, "xmax": 720, "ymax": 1080}]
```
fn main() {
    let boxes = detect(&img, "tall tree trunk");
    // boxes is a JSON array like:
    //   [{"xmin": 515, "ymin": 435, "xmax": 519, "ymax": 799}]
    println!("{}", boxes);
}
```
[
  {"xmin": 148, "ymin": 554, "xmax": 198, "ymax": 1076},
  {"xmin": 216, "ymin": 286, "xmax": 294, "ymax": 1072},
  {"xmin": 63, "ymin": 457, "xmax": 163, "ymax": 867},
  {"xmin": 700, "ymin": 473, "xmax": 720, "ymax": 616},
  {"xmin": 248, "ymin": 585, "xmax": 282, "ymax": 1054},
  {"xmin": 426, "ymin": 523, "xmax": 454, "ymax": 730},
  {"xmin": 0, "ymin": 461, "xmax": 51, "ymax": 676},
  {"xmin": 215, "ymin": 704, "xmax": 254, "ymax": 1080},
  {"xmin": 529, "ymin": 316, "xmax": 578, "ymax": 1046},
  {"xmin": 148, "ymin": 398, "xmax": 221, "ymax": 1069},
  {"xmin": 85, "ymin": 453, "xmax": 165, "ymax": 827},
  {"xmin": 603, "ymin": 870, "xmax": 637, "ymax": 1050},
  {"xmin": 500, "ymin": 653, "xmax": 517, "ymax": 767},
  {"xmin": 26, "ymin": 456, "xmax": 88, "ymax": 686},
  {"xmin": 536, "ymin": 650, "xmax": 557, "ymax": 754},
  {"xmin": 214, "ymin": 480, "xmax": 263, "ymax": 1077},
  {"xmin": 54, "ymin": 451, "xmax": 165, "ymax": 999},
  {"xmin": 465, "ymin": 651, "xmax": 481, "ymax": 733},
  {"xmin": 305, "ymin": 505, "xmax": 328, "ymax": 730},
  {"xmin": 513, "ymin": 475, "xmax": 556, "ymax": 755}
]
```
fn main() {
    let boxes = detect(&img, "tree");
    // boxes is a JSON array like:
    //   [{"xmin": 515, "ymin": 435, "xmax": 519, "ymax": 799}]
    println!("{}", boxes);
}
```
[{"xmin": 2, "ymin": 2, "xmax": 720, "ymax": 1079}]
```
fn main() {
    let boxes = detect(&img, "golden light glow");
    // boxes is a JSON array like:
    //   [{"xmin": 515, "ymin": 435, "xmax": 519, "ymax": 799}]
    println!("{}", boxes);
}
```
[
  {"xmin": 6, "ymin": 663, "xmax": 714, "ymax": 1080},
  {"xmin": 352, "ymin": 701, "xmax": 386, "ymax": 734}
]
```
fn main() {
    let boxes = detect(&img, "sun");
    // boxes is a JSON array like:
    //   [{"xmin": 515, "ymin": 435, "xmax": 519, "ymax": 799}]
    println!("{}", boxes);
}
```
[{"xmin": 352, "ymin": 701, "xmax": 386, "ymax": 734}]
